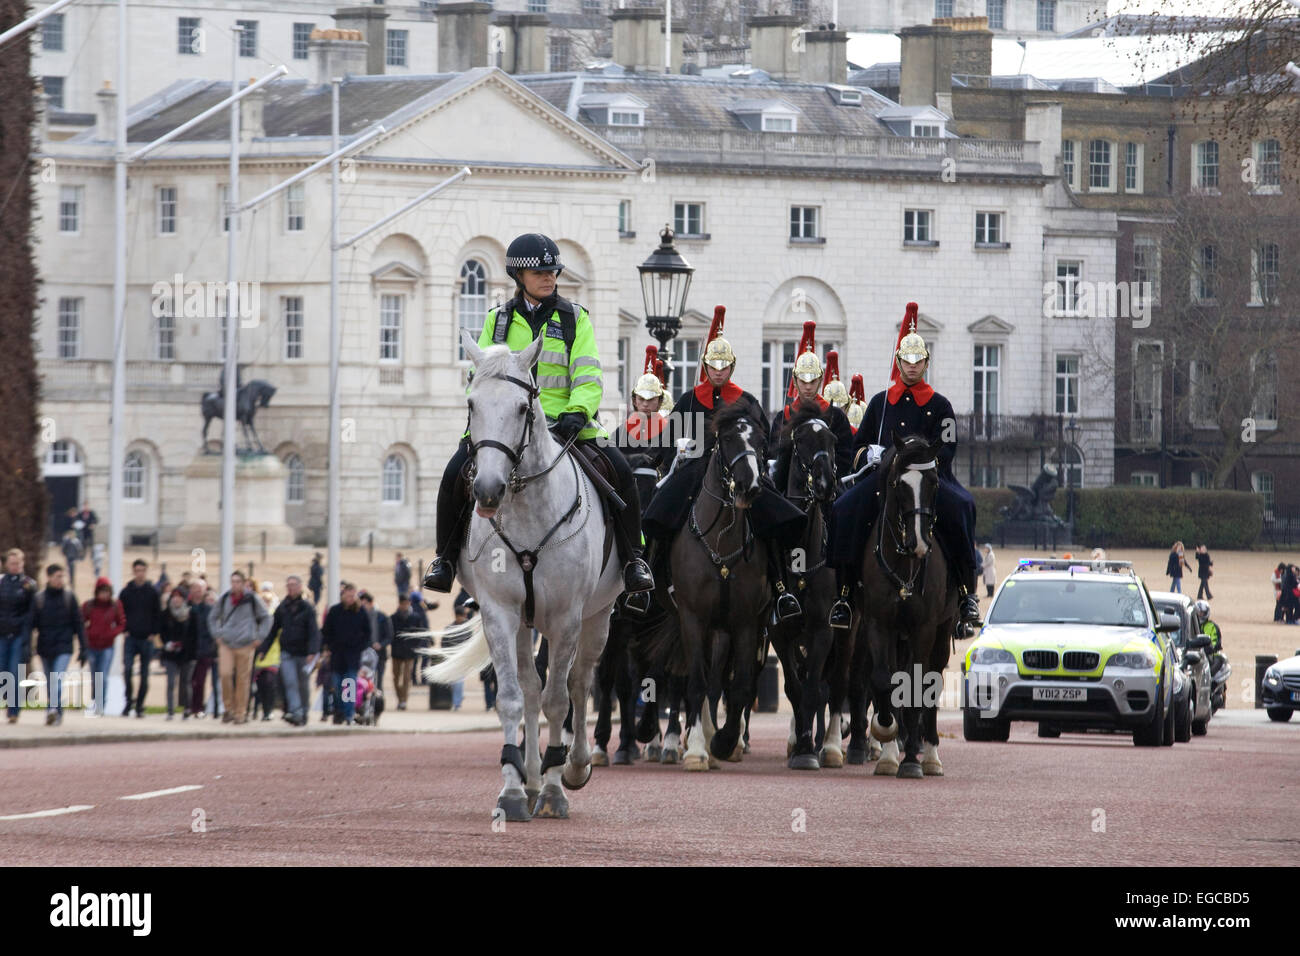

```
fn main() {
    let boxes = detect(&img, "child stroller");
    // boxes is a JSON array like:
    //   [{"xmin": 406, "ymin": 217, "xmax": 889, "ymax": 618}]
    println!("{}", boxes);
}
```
[{"xmin": 355, "ymin": 647, "xmax": 385, "ymax": 727}]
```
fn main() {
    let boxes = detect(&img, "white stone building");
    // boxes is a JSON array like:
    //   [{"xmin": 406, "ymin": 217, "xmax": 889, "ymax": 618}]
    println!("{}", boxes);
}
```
[{"xmin": 33, "ymin": 23, "xmax": 1114, "ymax": 547}]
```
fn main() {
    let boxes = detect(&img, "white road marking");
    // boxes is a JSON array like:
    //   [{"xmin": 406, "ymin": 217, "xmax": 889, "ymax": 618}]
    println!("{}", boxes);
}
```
[
  {"xmin": 0, "ymin": 805, "xmax": 94, "ymax": 821},
  {"xmin": 119, "ymin": 785, "xmax": 204, "ymax": 801}
]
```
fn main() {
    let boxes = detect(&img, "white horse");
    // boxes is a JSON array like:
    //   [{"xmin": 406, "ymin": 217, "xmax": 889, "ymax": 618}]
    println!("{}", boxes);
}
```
[{"xmin": 427, "ymin": 331, "xmax": 623, "ymax": 821}]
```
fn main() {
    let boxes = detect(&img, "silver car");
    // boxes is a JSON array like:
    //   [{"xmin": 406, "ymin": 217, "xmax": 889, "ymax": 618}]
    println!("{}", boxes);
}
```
[{"xmin": 1150, "ymin": 592, "xmax": 1213, "ymax": 739}]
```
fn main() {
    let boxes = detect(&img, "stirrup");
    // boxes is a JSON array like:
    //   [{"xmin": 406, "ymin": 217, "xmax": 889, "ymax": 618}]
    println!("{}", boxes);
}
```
[
  {"xmin": 775, "ymin": 586, "xmax": 802, "ymax": 623},
  {"xmin": 623, "ymin": 591, "xmax": 652, "ymax": 616},
  {"xmin": 829, "ymin": 587, "xmax": 852, "ymax": 631}
]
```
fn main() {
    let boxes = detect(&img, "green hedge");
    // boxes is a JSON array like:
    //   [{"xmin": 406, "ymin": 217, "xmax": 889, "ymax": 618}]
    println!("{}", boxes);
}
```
[{"xmin": 971, "ymin": 487, "xmax": 1263, "ymax": 549}]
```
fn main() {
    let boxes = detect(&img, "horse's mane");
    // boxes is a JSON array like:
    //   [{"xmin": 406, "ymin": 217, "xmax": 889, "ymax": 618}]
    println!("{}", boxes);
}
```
[
  {"xmin": 777, "ymin": 398, "xmax": 826, "ymax": 452},
  {"xmin": 712, "ymin": 399, "xmax": 757, "ymax": 442},
  {"xmin": 470, "ymin": 344, "xmax": 520, "ymax": 382}
]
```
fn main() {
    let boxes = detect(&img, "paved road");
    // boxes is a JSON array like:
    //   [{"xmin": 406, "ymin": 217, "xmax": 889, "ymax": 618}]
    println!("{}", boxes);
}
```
[{"xmin": 1, "ymin": 711, "xmax": 1295, "ymax": 866}]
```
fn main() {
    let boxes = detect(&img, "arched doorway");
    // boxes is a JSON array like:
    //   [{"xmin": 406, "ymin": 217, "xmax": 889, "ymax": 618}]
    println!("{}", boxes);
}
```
[{"xmin": 42, "ymin": 440, "xmax": 85, "ymax": 541}]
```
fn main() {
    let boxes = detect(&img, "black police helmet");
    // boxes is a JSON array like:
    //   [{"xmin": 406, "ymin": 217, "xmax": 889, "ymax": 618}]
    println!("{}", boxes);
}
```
[{"xmin": 505, "ymin": 233, "xmax": 564, "ymax": 284}]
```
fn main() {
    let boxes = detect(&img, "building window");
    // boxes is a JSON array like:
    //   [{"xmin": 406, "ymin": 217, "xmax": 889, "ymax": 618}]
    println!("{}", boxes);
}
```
[
  {"xmin": 668, "ymin": 336, "xmax": 700, "ymax": 397},
  {"xmin": 583, "ymin": 0, "xmax": 603, "ymax": 11},
  {"xmin": 1037, "ymin": 0, "xmax": 1056, "ymax": 31},
  {"xmin": 458, "ymin": 259, "xmax": 488, "ymax": 361},
  {"xmin": 179, "ymin": 17, "xmax": 201, "ymax": 55},
  {"xmin": 57, "ymin": 298, "xmax": 81, "ymax": 359},
  {"xmin": 1254, "ymin": 138, "xmax": 1281, "ymax": 192},
  {"xmin": 550, "ymin": 35, "xmax": 571, "ymax": 71},
  {"xmin": 284, "ymin": 296, "xmax": 304, "ymax": 360},
  {"xmin": 157, "ymin": 186, "xmax": 177, "ymax": 234},
  {"xmin": 1132, "ymin": 342, "xmax": 1163, "ymax": 443},
  {"xmin": 1088, "ymin": 139, "xmax": 1112, "ymax": 190},
  {"xmin": 382, "ymin": 455, "xmax": 406, "ymax": 504},
  {"xmin": 1054, "ymin": 354, "xmax": 1079, "ymax": 415},
  {"xmin": 293, "ymin": 23, "xmax": 313, "ymax": 59},
  {"xmin": 1131, "ymin": 472, "xmax": 1157, "ymax": 488},
  {"xmin": 58, "ymin": 185, "xmax": 81, "ymax": 234},
  {"xmin": 609, "ymin": 109, "xmax": 642, "ymax": 126},
  {"xmin": 1055, "ymin": 260, "xmax": 1081, "ymax": 314},
  {"xmin": 1132, "ymin": 238, "xmax": 1160, "ymax": 307},
  {"xmin": 528, "ymin": 0, "xmax": 548, "ymax": 10},
  {"xmin": 1252, "ymin": 471, "xmax": 1275, "ymax": 518},
  {"xmin": 972, "ymin": 344, "xmax": 999, "ymax": 435},
  {"xmin": 986, "ymin": 0, "xmax": 1005, "ymax": 30},
  {"xmin": 974, "ymin": 211, "xmax": 1002, "ymax": 244},
  {"xmin": 762, "ymin": 114, "xmax": 796, "ymax": 132},
  {"xmin": 1188, "ymin": 358, "xmax": 1216, "ymax": 426},
  {"xmin": 386, "ymin": 29, "xmax": 408, "ymax": 67},
  {"xmin": 41, "ymin": 77, "xmax": 64, "ymax": 110},
  {"xmin": 1251, "ymin": 350, "xmax": 1278, "ymax": 426},
  {"xmin": 615, "ymin": 337, "xmax": 629, "ymax": 398},
  {"xmin": 1190, "ymin": 469, "xmax": 1210, "ymax": 489},
  {"xmin": 123, "ymin": 452, "xmax": 146, "ymax": 502},
  {"xmin": 935, "ymin": 0, "xmax": 954, "ymax": 15},
  {"xmin": 761, "ymin": 340, "xmax": 798, "ymax": 413},
  {"xmin": 236, "ymin": 20, "xmax": 258, "ymax": 58},
  {"xmin": 1194, "ymin": 244, "xmax": 1217, "ymax": 302},
  {"xmin": 903, "ymin": 209, "xmax": 933, "ymax": 242},
  {"xmin": 285, "ymin": 182, "xmax": 305, "ymax": 232},
  {"xmin": 219, "ymin": 184, "xmax": 230, "ymax": 234},
  {"xmin": 285, "ymin": 454, "xmax": 305, "ymax": 504},
  {"xmin": 790, "ymin": 206, "xmax": 820, "ymax": 240},
  {"xmin": 218, "ymin": 303, "xmax": 230, "ymax": 362},
  {"xmin": 618, "ymin": 199, "xmax": 632, "ymax": 235},
  {"xmin": 1125, "ymin": 142, "xmax": 1143, "ymax": 192},
  {"xmin": 912, "ymin": 123, "xmax": 940, "ymax": 138},
  {"xmin": 379, "ymin": 294, "xmax": 403, "ymax": 362},
  {"xmin": 1061, "ymin": 139, "xmax": 1076, "ymax": 189},
  {"xmin": 1252, "ymin": 242, "xmax": 1280, "ymax": 304},
  {"xmin": 43, "ymin": 13, "xmax": 64, "ymax": 50},
  {"xmin": 1194, "ymin": 141, "xmax": 1219, "ymax": 190},
  {"xmin": 971, "ymin": 465, "xmax": 1001, "ymax": 488},
  {"xmin": 674, "ymin": 202, "xmax": 705, "ymax": 237},
  {"xmin": 155, "ymin": 313, "xmax": 176, "ymax": 361},
  {"xmin": 48, "ymin": 440, "xmax": 77, "ymax": 466}
]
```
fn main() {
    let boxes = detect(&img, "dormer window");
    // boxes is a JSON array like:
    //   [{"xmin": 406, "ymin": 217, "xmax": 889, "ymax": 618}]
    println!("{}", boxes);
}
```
[
  {"xmin": 609, "ymin": 110, "xmax": 643, "ymax": 127},
  {"xmin": 913, "ymin": 123, "xmax": 941, "ymax": 138},
  {"xmin": 577, "ymin": 93, "xmax": 648, "ymax": 127},
  {"xmin": 877, "ymin": 105, "xmax": 948, "ymax": 139},
  {"xmin": 729, "ymin": 99, "xmax": 800, "ymax": 133}
]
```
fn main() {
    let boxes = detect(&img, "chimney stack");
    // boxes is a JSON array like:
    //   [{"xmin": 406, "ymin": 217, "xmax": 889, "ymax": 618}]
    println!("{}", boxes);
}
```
[
  {"xmin": 310, "ymin": 28, "xmax": 369, "ymax": 86},
  {"xmin": 799, "ymin": 26, "xmax": 848, "ymax": 85},
  {"xmin": 898, "ymin": 23, "xmax": 953, "ymax": 108},
  {"xmin": 935, "ymin": 15, "xmax": 993, "ymax": 78},
  {"xmin": 748, "ymin": 15, "xmax": 802, "ymax": 80},
  {"xmin": 437, "ymin": 2, "xmax": 492, "ymax": 73},
  {"xmin": 493, "ymin": 13, "xmax": 550, "ymax": 74},
  {"xmin": 332, "ymin": 6, "xmax": 391, "ymax": 75},
  {"xmin": 610, "ymin": 7, "xmax": 681, "ymax": 74},
  {"xmin": 240, "ymin": 81, "xmax": 266, "ymax": 146},
  {"xmin": 1024, "ymin": 100, "xmax": 1062, "ymax": 179},
  {"xmin": 96, "ymin": 80, "xmax": 117, "ymax": 141}
]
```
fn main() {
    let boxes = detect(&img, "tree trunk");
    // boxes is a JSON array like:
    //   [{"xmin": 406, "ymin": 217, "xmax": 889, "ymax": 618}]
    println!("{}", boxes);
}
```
[{"xmin": 0, "ymin": 0, "xmax": 50, "ymax": 575}]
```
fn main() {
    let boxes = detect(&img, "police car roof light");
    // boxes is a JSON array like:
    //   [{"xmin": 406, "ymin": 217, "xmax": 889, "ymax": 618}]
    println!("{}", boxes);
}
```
[{"xmin": 1013, "ymin": 558, "xmax": 1135, "ymax": 576}]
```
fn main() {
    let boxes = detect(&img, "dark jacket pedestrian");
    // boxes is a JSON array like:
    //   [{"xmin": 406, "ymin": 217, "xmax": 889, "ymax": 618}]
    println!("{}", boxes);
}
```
[
  {"xmin": 33, "ymin": 584, "xmax": 86, "ymax": 661},
  {"xmin": 271, "ymin": 594, "xmax": 321, "ymax": 658},
  {"xmin": 119, "ymin": 579, "xmax": 161, "ymax": 638},
  {"xmin": 75, "ymin": 507, "xmax": 98, "ymax": 549},
  {"xmin": 322, "ymin": 600, "xmax": 371, "ymax": 673},
  {"xmin": 160, "ymin": 601, "xmax": 198, "ymax": 662},
  {"xmin": 390, "ymin": 606, "xmax": 423, "ymax": 660},
  {"xmin": 1194, "ymin": 546, "xmax": 1214, "ymax": 600},
  {"xmin": 308, "ymin": 556, "xmax": 324, "ymax": 604},
  {"xmin": 394, "ymin": 556, "xmax": 412, "ymax": 598},
  {"xmin": 192, "ymin": 596, "xmax": 216, "ymax": 659},
  {"xmin": 0, "ymin": 569, "xmax": 36, "ymax": 642}
]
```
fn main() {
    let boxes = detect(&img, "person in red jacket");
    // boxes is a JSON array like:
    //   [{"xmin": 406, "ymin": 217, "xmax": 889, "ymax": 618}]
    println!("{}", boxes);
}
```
[{"xmin": 82, "ymin": 577, "xmax": 125, "ymax": 717}]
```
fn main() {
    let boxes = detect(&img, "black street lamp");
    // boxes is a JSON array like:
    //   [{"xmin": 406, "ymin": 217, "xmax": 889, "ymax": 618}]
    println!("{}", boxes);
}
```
[{"xmin": 638, "ymin": 224, "xmax": 694, "ymax": 385}]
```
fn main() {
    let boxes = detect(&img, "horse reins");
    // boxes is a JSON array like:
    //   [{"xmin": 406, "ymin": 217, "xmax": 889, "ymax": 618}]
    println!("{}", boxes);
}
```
[
  {"xmin": 783, "ymin": 421, "xmax": 833, "ymax": 592},
  {"xmin": 688, "ymin": 424, "xmax": 759, "ymax": 621},
  {"xmin": 874, "ymin": 456, "xmax": 938, "ymax": 599}
]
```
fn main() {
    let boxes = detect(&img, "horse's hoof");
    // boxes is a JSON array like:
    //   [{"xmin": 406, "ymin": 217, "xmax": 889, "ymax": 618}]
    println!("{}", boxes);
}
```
[
  {"xmin": 646, "ymin": 743, "xmax": 663, "ymax": 761},
  {"xmin": 683, "ymin": 753, "xmax": 709, "ymax": 772},
  {"xmin": 707, "ymin": 754, "xmax": 721, "ymax": 770},
  {"xmin": 611, "ymin": 747, "xmax": 633, "ymax": 766},
  {"xmin": 897, "ymin": 760, "xmax": 925, "ymax": 780},
  {"xmin": 845, "ymin": 747, "xmax": 867, "ymax": 766},
  {"xmin": 726, "ymin": 740, "xmax": 744, "ymax": 762},
  {"xmin": 525, "ymin": 788, "xmax": 540, "ymax": 811},
  {"xmin": 660, "ymin": 747, "xmax": 680, "ymax": 765},
  {"xmin": 561, "ymin": 761, "xmax": 592, "ymax": 791},
  {"xmin": 868, "ymin": 740, "xmax": 883, "ymax": 760},
  {"xmin": 874, "ymin": 757, "xmax": 900, "ymax": 776},
  {"xmin": 590, "ymin": 747, "xmax": 609, "ymax": 767},
  {"xmin": 496, "ymin": 793, "xmax": 532, "ymax": 823},
  {"xmin": 788, "ymin": 753, "xmax": 821, "ymax": 771},
  {"xmin": 922, "ymin": 759, "xmax": 944, "ymax": 777},
  {"xmin": 742, "ymin": 740, "xmax": 751, "ymax": 754},
  {"xmin": 532, "ymin": 785, "xmax": 569, "ymax": 819},
  {"xmin": 820, "ymin": 747, "xmax": 844, "ymax": 769}
]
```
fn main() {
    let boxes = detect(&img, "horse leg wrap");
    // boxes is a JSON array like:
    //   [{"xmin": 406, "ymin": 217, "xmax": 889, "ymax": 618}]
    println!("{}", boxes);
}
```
[
  {"xmin": 500, "ymin": 744, "xmax": 527, "ymax": 784},
  {"xmin": 540, "ymin": 743, "xmax": 570, "ymax": 774}
]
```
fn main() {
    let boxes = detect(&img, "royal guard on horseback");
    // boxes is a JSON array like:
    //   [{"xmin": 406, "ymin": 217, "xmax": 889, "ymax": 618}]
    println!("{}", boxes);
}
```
[
  {"xmin": 423, "ymin": 232, "xmax": 655, "ymax": 598},
  {"xmin": 827, "ymin": 302, "xmax": 981, "ymax": 630},
  {"xmin": 641, "ymin": 305, "xmax": 807, "ymax": 622},
  {"xmin": 846, "ymin": 374, "xmax": 868, "ymax": 433},
  {"xmin": 767, "ymin": 323, "xmax": 854, "ymax": 484},
  {"xmin": 617, "ymin": 346, "xmax": 674, "ymax": 483}
]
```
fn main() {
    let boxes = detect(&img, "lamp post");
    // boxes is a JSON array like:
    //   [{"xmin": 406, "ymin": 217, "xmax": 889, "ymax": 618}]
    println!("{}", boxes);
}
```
[{"xmin": 637, "ymin": 225, "xmax": 694, "ymax": 389}]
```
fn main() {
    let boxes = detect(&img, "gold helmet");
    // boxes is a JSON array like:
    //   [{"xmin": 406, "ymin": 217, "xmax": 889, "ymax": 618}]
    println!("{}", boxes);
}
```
[
  {"xmin": 894, "ymin": 302, "xmax": 929, "ymax": 365},
  {"xmin": 633, "ymin": 372, "xmax": 665, "ymax": 401},
  {"xmin": 793, "ymin": 350, "xmax": 823, "ymax": 383},
  {"xmin": 703, "ymin": 335, "xmax": 736, "ymax": 369},
  {"xmin": 847, "ymin": 400, "xmax": 866, "ymax": 429},
  {"xmin": 823, "ymin": 378, "xmax": 850, "ymax": 408}
]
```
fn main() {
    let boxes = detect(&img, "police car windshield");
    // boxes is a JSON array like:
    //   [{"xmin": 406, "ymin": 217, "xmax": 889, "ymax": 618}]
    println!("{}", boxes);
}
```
[{"xmin": 989, "ymin": 578, "xmax": 1152, "ymax": 628}]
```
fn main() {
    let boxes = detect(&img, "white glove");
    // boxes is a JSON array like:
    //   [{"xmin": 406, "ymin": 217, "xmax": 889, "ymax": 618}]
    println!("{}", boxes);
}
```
[{"xmin": 866, "ymin": 444, "xmax": 885, "ymax": 468}]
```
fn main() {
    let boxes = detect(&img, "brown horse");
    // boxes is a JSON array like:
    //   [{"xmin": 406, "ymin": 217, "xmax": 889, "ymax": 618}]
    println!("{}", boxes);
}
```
[{"xmin": 859, "ymin": 432, "xmax": 959, "ymax": 778}]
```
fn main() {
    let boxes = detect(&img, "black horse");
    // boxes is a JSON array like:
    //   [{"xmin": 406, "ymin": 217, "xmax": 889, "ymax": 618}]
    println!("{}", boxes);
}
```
[
  {"xmin": 201, "ymin": 380, "xmax": 276, "ymax": 454},
  {"xmin": 858, "ymin": 431, "xmax": 958, "ymax": 779},
  {"xmin": 767, "ymin": 400, "xmax": 842, "ymax": 770}
]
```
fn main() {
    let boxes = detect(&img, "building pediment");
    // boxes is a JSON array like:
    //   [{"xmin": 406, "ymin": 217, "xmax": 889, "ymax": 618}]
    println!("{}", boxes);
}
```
[
  {"xmin": 370, "ymin": 261, "xmax": 422, "ymax": 283},
  {"xmin": 967, "ymin": 314, "xmax": 1016, "ymax": 335}
]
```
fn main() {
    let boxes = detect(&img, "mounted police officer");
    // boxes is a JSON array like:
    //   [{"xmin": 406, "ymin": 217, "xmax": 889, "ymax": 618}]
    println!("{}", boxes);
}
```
[
  {"xmin": 423, "ymin": 233, "xmax": 654, "ymax": 597},
  {"xmin": 827, "ymin": 303, "xmax": 980, "ymax": 630},
  {"xmin": 767, "ymin": 326, "xmax": 854, "ymax": 492},
  {"xmin": 641, "ymin": 306, "xmax": 807, "ymax": 621}
]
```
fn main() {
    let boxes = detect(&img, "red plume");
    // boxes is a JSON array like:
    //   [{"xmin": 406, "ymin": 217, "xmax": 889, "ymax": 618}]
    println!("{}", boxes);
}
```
[
  {"xmin": 654, "ymin": 358, "xmax": 666, "ymax": 386},
  {"xmin": 787, "ymin": 319, "xmax": 818, "ymax": 400},
  {"xmin": 849, "ymin": 373, "xmax": 866, "ymax": 404},
  {"xmin": 642, "ymin": 345, "xmax": 658, "ymax": 377},
  {"xmin": 699, "ymin": 305, "xmax": 726, "ymax": 383},
  {"xmin": 824, "ymin": 349, "xmax": 841, "ymax": 384},
  {"xmin": 888, "ymin": 301, "xmax": 920, "ymax": 387}
]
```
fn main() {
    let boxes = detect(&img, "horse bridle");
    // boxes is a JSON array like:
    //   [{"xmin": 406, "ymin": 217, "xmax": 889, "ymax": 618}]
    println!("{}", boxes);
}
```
[
  {"xmin": 464, "ymin": 371, "xmax": 575, "ymax": 493},
  {"xmin": 689, "ymin": 418, "xmax": 761, "ymax": 580},
  {"xmin": 876, "ymin": 454, "xmax": 939, "ymax": 599},
  {"xmin": 788, "ymin": 420, "xmax": 836, "ymax": 504}
]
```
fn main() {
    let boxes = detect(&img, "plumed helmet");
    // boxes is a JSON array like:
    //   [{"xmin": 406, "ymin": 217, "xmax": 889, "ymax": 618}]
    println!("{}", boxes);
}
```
[
  {"xmin": 847, "ymin": 401, "xmax": 866, "ymax": 429},
  {"xmin": 891, "ymin": 302, "xmax": 929, "ymax": 370},
  {"xmin": 633, "ymin": 373, "xmax": 665, "ymax": 400},
  {"xmin": 823, "ymin": 378, "xmax": 850, "ymax": 407},
  {"xmin": 701, "ymin": 306, "xmax": 735, "ymax": 372},
  {"xmin": 505, "ymin": 233, "xmax": 564, "ymax": 283},
  {"xmin": 791, "ymin": 320, "xmax": 822, "ymax": 384}
]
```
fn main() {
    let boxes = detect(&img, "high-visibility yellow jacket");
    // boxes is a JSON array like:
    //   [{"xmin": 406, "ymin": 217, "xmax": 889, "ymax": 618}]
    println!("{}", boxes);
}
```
[{"xmin": 478, "ymin": 297, "xmax": 606, "ymax": 440}]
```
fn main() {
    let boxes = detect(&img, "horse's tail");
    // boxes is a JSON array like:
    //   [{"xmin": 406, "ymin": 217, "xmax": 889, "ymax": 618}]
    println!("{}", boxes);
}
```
[
  {"xmin": 417, "ymin": 617, "xmax": 492, "ymax": 684},
  {"xmin": 639, "ymin": 604, "xmax": 687, "ymax": 677}
]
